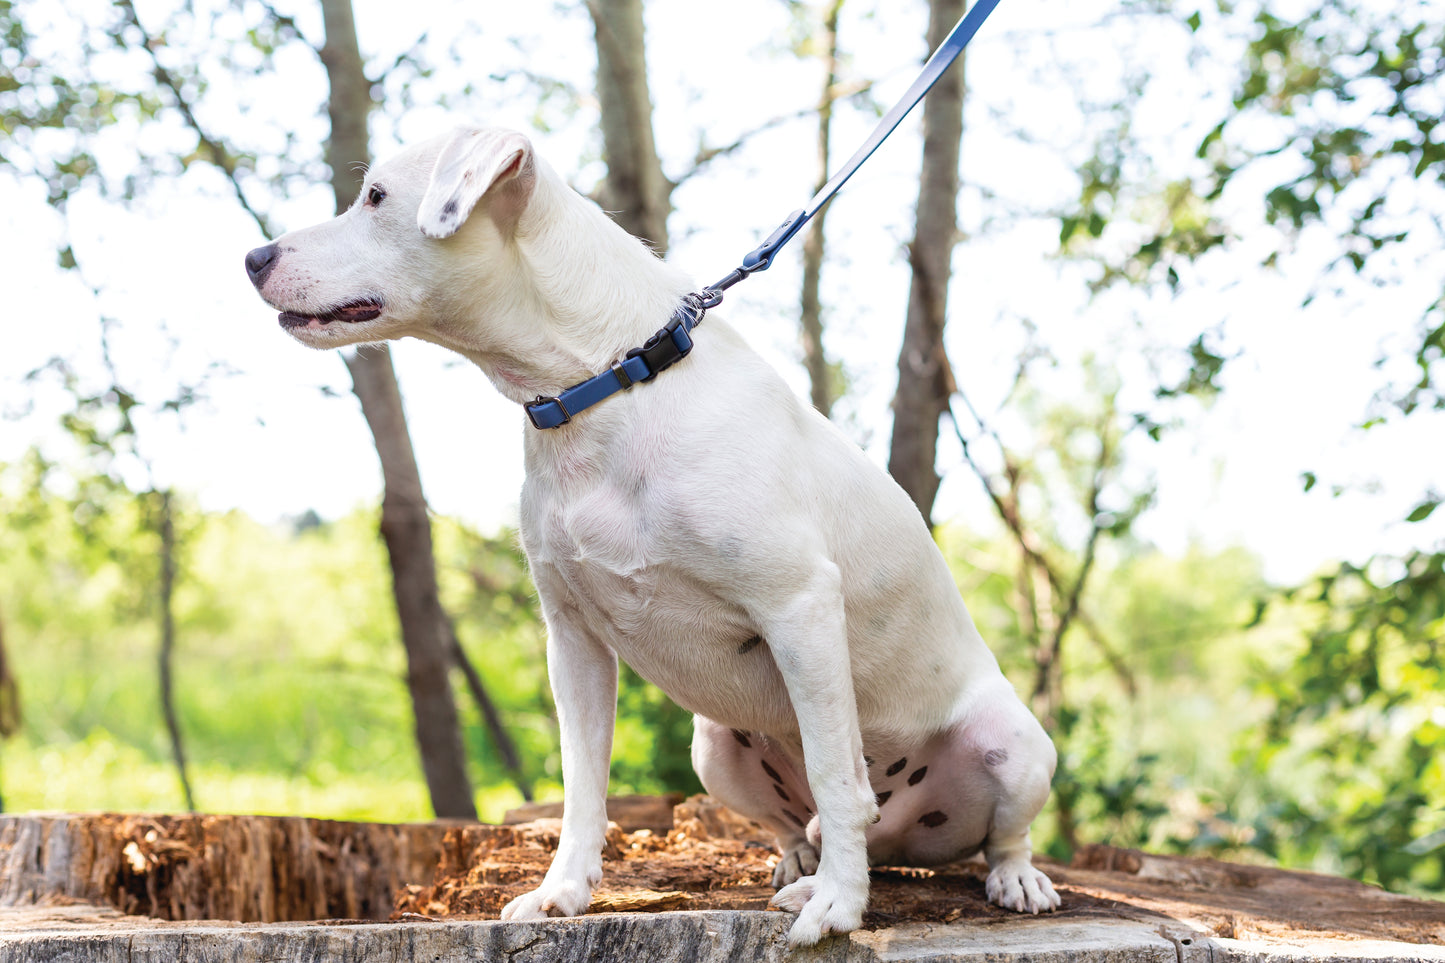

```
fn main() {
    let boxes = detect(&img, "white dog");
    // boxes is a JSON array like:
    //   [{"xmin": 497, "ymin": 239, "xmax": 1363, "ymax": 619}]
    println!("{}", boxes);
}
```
[{"xmin": 245, "ymin": 126, "xmax": 1060, "ymax": 945}]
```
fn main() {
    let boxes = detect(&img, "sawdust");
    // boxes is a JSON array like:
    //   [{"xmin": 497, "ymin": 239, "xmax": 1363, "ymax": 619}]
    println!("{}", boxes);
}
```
[{"xmin": 394, "ymin": 796, "xmax": 1445, "ymax": 947}]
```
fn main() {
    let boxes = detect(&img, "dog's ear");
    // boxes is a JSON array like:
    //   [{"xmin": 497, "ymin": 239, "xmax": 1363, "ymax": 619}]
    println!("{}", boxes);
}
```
[{"xmin": 418, "ymin": 127, "xmax": 535, "ymax": 239}]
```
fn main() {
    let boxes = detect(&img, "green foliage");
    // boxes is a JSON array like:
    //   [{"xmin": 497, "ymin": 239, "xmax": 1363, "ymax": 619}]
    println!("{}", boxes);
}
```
[
  {"xmin": 1, "ymin": 461, "xmax": 420, "ymax": 802},
  {"xmin": 1244, "ymin": 551, "xmax": 1445, "ymax": 893},
  {"xmin": 1063, "ymin": 175, "xmax": 1229, "ymax": 294},
  {"xmin": 1045, "ymin": 705, "xmax": 1172, "ymax": 860},
  {"xmin": 612, "ymin": 666, "xmax": 704, "ymax": 797},
  {"xmin": 1046, "ymin": 0, "xmax": 1445, "ymax": 897},
  {"xmin": 1041, "ymin": 547, "xmax": 1281, "ymax": 861},
  {"xmin": 1201, "ymin": 0, "xmax": 1443, "ymax": 416},
  {"xmin": 1219, "ymin": 3, "xmax": 1443, "ymax": 240}
]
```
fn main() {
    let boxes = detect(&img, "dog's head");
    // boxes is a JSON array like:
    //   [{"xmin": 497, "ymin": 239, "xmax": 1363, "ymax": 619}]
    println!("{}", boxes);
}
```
[{"xmin": 244, "ymin": 126, "xmax": 537, "ymax": 351}]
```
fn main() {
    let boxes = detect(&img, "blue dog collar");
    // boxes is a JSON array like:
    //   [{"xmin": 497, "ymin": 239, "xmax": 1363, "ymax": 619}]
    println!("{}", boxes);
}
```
[{"xmin": 524, "ymin": 294, "xmax": 709, "ymax": 429}]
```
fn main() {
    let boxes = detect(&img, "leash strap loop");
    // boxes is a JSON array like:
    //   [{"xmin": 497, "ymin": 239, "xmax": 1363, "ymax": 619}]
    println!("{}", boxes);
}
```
[{"xmin": 739, "ymin": 208, "xmax": 808, "ymax": 275}]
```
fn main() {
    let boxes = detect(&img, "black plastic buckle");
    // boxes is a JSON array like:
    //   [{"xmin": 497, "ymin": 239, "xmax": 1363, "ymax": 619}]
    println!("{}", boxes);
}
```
[
  {"xmin": 524, "ymin": 394, "xmax": 570, "ymax": 429},
  {"xmin": 626, "ymin": 313, "xmax": 694, "ymax": 382}
]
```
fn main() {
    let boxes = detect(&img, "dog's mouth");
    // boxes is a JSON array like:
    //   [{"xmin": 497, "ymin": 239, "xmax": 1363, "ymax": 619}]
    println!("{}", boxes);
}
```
[{"xmin": 278, "ymin": 299, "xmax": 384, "ymax": 330}]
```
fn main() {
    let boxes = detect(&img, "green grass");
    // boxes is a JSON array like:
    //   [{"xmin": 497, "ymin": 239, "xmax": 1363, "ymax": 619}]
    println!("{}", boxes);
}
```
[{"xmin": 3, "ymin": 729, "xmax": 544, "ymax": 822}]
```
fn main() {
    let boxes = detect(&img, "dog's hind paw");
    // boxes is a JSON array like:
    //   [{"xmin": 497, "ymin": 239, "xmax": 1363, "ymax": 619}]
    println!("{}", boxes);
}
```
[
  {"xmin": 501, "ymin": 879, "xmax": 592, "ymax": 920},
  {"xmin": 771, "ymin": 840, "xmax": 820, "ymax": 888},
  {"xmin": 985, "ymin": 862, "xmax": 1060, "ymax": 914},
  {"xmin": 770, "ymin": 873, "xmax": 867, "ymax": 946}
]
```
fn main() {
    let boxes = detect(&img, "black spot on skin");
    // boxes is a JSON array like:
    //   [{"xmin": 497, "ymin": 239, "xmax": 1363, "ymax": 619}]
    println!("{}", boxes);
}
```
[
  {"xmin": 760, "ymin": 759, "xmax": 783, "ymax": 783},
  {"xmin": 738, "ymin": 635, "xmax": 763, "ymax": 655},
  {"xmin": 784, "ymin": 810, "xmax": 806, "ymax": 829},
  {"xmin": 875, "ymin": 790, "xmax": 892, "ymax": 807},
  {"xmin": 984, "ymin": 748, "xmax": 1009, "ymax": 767},
  {"xmin": 886, "ymin": 758, "xmax": 907, "ymax": 777},
  {"xmin": 773, "ymin": 784, "xmax": 791, "ymax": 802},
  {"xmin": 908, "ymin": 766, "xmax": 928, "ymax": 786},
  {"xmin": 864, "ymin": 756, "xmax": 874, "ymax": 768},
  {"xmin": 731, "ymin": 729, "xmax": 751, "ymax": 748},
  {"xmin": 441, "ymin": 199, "xmax": 459, "ymax": 217},
  {"xmin": 918, "ymin": 811, "xmax": 949, "ymax": 828}
]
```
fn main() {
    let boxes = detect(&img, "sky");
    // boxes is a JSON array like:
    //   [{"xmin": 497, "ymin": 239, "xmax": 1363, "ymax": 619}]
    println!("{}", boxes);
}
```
[{"xmin": 2, "ymin": 0, "xmax": 1442, "ymax": 586}]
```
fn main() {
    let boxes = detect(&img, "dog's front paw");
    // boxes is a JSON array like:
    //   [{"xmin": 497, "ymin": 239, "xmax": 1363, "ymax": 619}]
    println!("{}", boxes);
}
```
[
  {"xmin": 501, "ymin": 879, "xmax": 593, "ymax": 920},
  {"xmin": 770, "ymin": 873, "xmax": 867, "ymax": 946},
  {"xmin": 985, "ymin": 862, "xmax": 1060, "ymax": 914},
  {"xmin": 772, "ymin": 840, "xmax": 820, "ymax": 888}
]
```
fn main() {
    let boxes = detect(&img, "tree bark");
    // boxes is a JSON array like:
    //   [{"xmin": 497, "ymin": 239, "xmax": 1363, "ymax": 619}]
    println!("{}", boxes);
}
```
[
  {"xmin": 0, "ymin": 812, "xmax": 449, "ymax": 922},
  {"xmin": 155, "ymin": 489, "xmax": 195, "ymax": 812},
  {"xmin": 318, "ymin": 0, "xmax": 476, "ymax": 820},
  {"xmin": 799, "ymin": 0, "xmax": 847, "ymax": 418},
  {"xmin": 588, "ymin": 0, "xmax": 672, "ymax": 253},
  {"xmin": 888, "ymin": 0, "xmax": 967, "ymax": 525},
  {"xmin": 0, "ymin": 607, "xmax": 15, "ymax": 814}
]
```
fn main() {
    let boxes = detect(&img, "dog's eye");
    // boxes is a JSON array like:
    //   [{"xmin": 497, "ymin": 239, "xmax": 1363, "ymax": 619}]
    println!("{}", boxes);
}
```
[{"xmin": 367, "ymin": 185, "xmax": 386, "ymax": 207}]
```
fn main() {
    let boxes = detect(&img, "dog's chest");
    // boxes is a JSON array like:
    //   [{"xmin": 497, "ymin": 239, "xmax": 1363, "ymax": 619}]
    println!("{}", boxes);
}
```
[
  {"xmin": 523, "ymin": 476, "xmax": 791, "ymax": 728},
  {"xmin": 531, "ymin": 488, "xmax": 743, "ymax": 645}
]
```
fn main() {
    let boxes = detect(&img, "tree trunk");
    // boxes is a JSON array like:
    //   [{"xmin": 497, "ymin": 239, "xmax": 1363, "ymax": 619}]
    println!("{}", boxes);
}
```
[
  {"xmin": 318, "ymin": 0, "xmax": 476, "ymax": 820},
  {"xmin": 0, "ymin": 607, "xmax": 16, "ymax": 814},
  {"xmin": 588, "ymin": 0, "xmax": 672, "ymax": 253},
  {"xmin": 155, "ymin": 489, "xmax": 195, "ymax": 812},
  {"xmin": 799, "ymin": 0, "xmax": 846, "ymax": 418},
  {"xmin": 888, "ymin": 0, "xmax": 967, "ymax": 525}
]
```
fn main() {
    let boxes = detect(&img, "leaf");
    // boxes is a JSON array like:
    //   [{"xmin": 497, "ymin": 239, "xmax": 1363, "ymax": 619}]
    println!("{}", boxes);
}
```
[
  {"xmin": 1059, "ymin": 215, "xmax": 1078, "ymax": 246},
  {"xmin": 1186, "ymin": 11, "xmax": 1202, "ymax": 32},
  {"xmin": 1301, "ymin": 471, "xmax": 1317, "ymax": 492},
  {"xmin": 1405, "ymin": 499, "xmax": 1439, "ymax": 523}
]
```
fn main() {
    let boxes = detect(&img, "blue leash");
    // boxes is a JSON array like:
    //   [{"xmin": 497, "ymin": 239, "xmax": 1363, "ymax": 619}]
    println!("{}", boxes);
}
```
[
  {"xmin": 526, "ymin": 0, "xmax": 1003, "ymax": 430},
  {"xmin": 710, "ymin": 0, "xmax": 1003, "ymax": 290}
]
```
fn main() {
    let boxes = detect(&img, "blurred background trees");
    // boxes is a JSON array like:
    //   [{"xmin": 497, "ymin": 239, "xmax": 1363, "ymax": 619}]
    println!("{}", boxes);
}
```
[{"xmin": 0, "ymin": 0, "xmax": 1440, "ymax": 899}]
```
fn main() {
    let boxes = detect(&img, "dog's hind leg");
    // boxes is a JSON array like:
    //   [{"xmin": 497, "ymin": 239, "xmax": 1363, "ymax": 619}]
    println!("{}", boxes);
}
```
[
  {"xmin": 692, "ymin": 717, "xmax": 821, "ymax": 885},
  {"xmin": 976, "ymin": 692, "xmax": 1061, "ymax": 914}
]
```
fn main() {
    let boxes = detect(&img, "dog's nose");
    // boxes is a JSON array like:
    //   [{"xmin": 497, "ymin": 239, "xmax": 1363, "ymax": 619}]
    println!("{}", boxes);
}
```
[{"xmin": 244, "ymin": 243, "xmax": 280, "ymax": 288}]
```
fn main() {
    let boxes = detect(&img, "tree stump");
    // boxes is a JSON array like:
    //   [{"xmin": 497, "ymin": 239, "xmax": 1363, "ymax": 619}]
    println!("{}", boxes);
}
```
[{"xmin": 1, "ymin": 801, "xmax": 1442, "ymax": 962}]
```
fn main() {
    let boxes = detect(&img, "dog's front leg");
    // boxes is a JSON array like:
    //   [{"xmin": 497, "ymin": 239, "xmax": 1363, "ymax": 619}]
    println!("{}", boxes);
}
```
[
  {"xmin": 501, "ymin": 608, "xmax": 617, "ymax": 921},
  {"xmin": 762, "ymin": 561, "xmax": 879, "ymax": 946}
]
